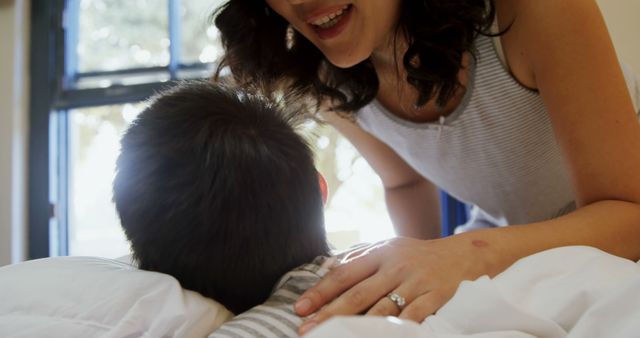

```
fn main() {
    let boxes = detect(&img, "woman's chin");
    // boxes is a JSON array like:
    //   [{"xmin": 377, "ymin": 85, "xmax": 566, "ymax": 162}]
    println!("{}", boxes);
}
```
[{"xmin": 325, "ymin": 52, "xmax": 370, "ymax": 69}]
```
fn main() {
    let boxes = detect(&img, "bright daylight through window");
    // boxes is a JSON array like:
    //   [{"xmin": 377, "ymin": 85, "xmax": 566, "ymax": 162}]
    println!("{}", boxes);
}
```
[{"xmin": 61, "ymin": 0, "xmax": 393, "ymax": 258}]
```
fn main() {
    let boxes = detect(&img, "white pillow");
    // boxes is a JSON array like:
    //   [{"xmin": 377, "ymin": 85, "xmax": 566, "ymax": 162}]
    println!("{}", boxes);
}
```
[{"xmin": 0, "ymin": 256, "xmax": 233, "ymax": 338}]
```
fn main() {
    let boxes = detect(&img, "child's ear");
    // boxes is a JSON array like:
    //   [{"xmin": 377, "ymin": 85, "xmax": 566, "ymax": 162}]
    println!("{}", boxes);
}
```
[{"xmin": 318, "ymin": 172, "xmax": 328, "ymax": 206}]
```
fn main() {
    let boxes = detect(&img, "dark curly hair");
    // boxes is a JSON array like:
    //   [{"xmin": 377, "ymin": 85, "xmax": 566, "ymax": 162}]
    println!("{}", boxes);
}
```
[{"xmin": 212, "ymin": 0, "xmax": 497, "ymax": 114}]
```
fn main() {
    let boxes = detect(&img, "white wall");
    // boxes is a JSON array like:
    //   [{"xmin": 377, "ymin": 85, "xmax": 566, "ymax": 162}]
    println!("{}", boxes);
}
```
[
  {"xmin": 0, "ymin": 0, "xmax": 29, "ymax": 266},
  {"xmin": 598, "ymin": 0, "xmax": 640, "ymax": 73}
]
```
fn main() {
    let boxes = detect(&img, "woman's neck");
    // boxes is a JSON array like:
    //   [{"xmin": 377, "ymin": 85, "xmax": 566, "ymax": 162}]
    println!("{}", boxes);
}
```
[
  {"xmin": 369, "ymin": 28, "xmax": 409, "ymax": 77},
  {"xmin": 369, "ymin": 36, "xmax": 472, "ymax": 123}
]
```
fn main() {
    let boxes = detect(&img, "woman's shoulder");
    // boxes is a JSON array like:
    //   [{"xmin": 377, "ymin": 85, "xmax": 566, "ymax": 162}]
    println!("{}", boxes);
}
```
[{"xmin": 491, "ymin": 0, "xmax": 603, "ymax": 91}]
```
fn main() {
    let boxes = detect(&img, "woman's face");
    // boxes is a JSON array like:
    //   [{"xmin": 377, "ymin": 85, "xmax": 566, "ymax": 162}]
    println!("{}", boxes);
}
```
[{"xmin": 265, "ymin": 0, "xmax": 402, "ymax": 68}]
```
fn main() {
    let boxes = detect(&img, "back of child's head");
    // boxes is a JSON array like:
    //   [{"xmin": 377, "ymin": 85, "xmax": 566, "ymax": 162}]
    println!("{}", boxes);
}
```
[{"xmin": 113, "ymin": 80, "xmax": 330, "ymax": 314}]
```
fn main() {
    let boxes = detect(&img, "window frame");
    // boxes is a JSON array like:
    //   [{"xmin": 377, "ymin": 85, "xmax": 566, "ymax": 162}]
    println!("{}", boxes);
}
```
[{"xmin": 29, "ymin": 0, "xmax": 213, "ymax": 258}]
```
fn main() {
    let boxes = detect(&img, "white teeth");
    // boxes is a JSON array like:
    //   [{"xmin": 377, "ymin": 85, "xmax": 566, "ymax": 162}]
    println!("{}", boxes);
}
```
[{"xmin": 311, "ymin": 5, "xmax": 349, "ymax": 27}]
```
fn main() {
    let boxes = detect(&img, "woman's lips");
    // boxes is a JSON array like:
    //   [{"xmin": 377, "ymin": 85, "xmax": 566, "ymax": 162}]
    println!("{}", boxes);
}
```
[
  {"xmin": 305, "ymin": 4, "xmax": 350, "ymax": 24},
  {"xmin": 310, "ymin": 5, "xmax": 353, "ymax": 40}
]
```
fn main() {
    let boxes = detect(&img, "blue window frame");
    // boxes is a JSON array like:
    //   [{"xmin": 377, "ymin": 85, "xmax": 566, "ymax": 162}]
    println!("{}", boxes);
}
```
[
  {"xmin": 29, "ymin": 0, "xmax": 216, "ymax": 258},
  {"xmin": 440, "ymin": 192, "xmax": 470, "ymax": 236}
]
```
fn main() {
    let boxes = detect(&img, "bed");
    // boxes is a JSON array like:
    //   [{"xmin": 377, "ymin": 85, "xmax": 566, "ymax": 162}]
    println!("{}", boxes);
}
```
[
  {"xmin": 1, "ymin": 246, "xmax": 639, "ymax": 337},
  {"xmin": 0, "ymin": 256, "xmax": 232, "ymax": 337},
  {"xmin": 308, "ymin": 246, "xmax": 640, "ymax": 338}
]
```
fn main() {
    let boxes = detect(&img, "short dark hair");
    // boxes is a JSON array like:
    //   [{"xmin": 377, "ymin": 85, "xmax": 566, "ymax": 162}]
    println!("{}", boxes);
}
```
[{"xmin": 113, "ymin": 81, "xmax": 330, "ymax": 314}]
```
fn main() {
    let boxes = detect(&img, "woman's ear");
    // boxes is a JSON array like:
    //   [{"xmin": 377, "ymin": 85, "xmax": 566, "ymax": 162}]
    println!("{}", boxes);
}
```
[{"xmin": 318, "ymin": 172, "xmax": 328, "ymax": 206}]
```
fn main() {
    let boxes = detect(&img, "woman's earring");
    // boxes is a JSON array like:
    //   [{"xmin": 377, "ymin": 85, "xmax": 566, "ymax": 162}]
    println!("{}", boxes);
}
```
[
  {"xmin": 286, "ymin": 24, "xmax": 296, "ymax": 50},
  {"xmin": 264, "ymin": 6, "xmax": 271, "ymax": 16}
]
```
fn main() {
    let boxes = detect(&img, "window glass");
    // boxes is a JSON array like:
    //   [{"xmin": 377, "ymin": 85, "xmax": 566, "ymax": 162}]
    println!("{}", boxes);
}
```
[
  {"xmin": 180, "ymin": 0, "xmax": 226, "ymax": 64},
  {"xmin": 66, "ymin": 103, "xmax": 392, "ymax": 257},
  {"xmin": 67, "ymin": 103, "xmax": 143, "ymax": 257},
  {"xmin": 77, "ymin": 0, "xmax": 169, "ymax": 72},
  {"xmin": 311, "ymin": 124, "xmax": 394, "ymax": 250}
]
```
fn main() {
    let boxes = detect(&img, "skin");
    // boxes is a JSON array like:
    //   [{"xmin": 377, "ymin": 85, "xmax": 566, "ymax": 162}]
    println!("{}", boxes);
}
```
[
  {"xmin": 266, "ymin": 0, "xmax": 402, "ymax": 68},
  {"xmin": 266, "ymin": 0, "xmax": 640, "ymax": 335}
]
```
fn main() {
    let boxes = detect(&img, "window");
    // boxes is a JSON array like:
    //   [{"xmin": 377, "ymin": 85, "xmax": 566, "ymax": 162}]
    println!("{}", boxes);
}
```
[{"xmin": 30, "ymin": 0, "xmax": 395, "ymax": 259}]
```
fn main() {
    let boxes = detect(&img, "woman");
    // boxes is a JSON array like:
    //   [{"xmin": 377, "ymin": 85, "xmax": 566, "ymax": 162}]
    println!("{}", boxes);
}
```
[{"xmin": 213, "ymin": 0, "xmax": 640, "ymax": 335}]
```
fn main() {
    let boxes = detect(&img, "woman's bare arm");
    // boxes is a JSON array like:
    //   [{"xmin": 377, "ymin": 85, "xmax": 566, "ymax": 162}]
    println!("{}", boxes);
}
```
[{"xmin": 321, "ymin": 111, "xmax": 442, "ymax": 239}]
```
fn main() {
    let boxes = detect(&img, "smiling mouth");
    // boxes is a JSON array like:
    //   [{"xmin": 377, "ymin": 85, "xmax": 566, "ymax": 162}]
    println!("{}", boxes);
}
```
[{"xmin": 310, "ymin": 4, "xmax": 352, "ymax": 29}]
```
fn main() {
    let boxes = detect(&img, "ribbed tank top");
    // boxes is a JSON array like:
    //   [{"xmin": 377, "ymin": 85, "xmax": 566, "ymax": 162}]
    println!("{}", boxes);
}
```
[{"xmin": 356, "ymin": 33, "xmax": 640, "ymax": 228}]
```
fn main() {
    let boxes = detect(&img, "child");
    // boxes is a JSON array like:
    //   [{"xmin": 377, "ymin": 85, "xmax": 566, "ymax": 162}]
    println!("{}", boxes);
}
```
[{"xmin": 113, "ymin": 80, "xmax": 331, "ymax": 320}]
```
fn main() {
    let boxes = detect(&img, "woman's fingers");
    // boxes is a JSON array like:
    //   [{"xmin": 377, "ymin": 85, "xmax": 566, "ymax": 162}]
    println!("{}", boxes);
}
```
[
  {"xmin": 365, "ymin": 296, "xmax": 401, "ymax": 317},
  {"xmin": 316, "ymin": 272, "xmax": 391, "ymax": 314},
  {"xmin": 365, "ymin": 279, "xmax": 426, "ymax": 317},
  {"xmin": 366, "ymin": 292, "xmax": 403, "ymax": 317},
  {"xmin": 298, "ymin": 272, "xmax": 396, "ymax": 335},
  {"xmin": 294, "ymin": 249, "xmax": 380, "ymax": 317},
  {"xmin": 398, "ymin": 290, "xmax": 449, "ymax": 322}
]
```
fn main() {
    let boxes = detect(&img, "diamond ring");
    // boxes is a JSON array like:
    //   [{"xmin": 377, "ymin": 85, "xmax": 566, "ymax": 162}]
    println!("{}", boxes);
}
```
[{"xmin": 387, "ymin": 292, "xmax": 406, "ymax": 310}]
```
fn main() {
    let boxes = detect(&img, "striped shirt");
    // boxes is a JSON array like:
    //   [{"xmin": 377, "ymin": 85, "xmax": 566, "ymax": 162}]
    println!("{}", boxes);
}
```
[
  {"xmin": 356, "ymin": 33, "xmax": 640, "ymax": 228},
  {"xmin": 209, "ymin": 257, "xmax": 331, "ymax": 338}
]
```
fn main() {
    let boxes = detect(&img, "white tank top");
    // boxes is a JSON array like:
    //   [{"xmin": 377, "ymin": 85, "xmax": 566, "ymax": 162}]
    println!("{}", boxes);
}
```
[{"xmin": 356, "ymin": 33, "xmax": 640, "ymax": 227}]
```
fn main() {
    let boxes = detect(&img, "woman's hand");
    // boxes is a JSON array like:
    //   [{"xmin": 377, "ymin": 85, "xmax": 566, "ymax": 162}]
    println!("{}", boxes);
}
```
[{"xmin": 294, "ymin": 234, "xmax": 503, "ymax": 335}]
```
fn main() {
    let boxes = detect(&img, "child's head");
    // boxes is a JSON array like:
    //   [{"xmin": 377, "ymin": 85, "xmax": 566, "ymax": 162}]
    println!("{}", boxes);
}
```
[{"xmin": 113, "ymin": 81, "xmax": 330, "ymax": 314}]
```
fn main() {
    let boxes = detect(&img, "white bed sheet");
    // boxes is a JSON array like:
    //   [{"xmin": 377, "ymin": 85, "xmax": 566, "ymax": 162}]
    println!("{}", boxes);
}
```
[
  {"xmin": 307, "ymin": 246, "xmax": 640, "ymax": 338},
  {"xmin": 0, "ymin": 256, "xmax": 233, "ymax": 338},
  {"xmin": 2, "ymin": 247, "xmax": 638, "ymax": 337}
]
